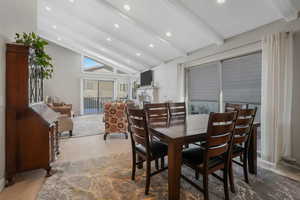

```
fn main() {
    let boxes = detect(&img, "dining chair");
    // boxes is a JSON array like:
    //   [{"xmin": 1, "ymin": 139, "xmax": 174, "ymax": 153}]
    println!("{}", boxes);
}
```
[
  {"xmin": 144, "ymin": 103, "xmax": 169, "ymax": 123},
  {"xmin": 144, "ymin": 103, "xmax": 170, "ymax": 169},
  {"xmin": 228, "ymin": 108, "xmax": 257, "ymax": 193},
  {"xmin": 225, "ymin": 103, "xmax": 248, "ymax": 112},
  {"xmin": 168, "ymin": 102, "xmax": 186, "ymax": 119},
  {"xmin": 126, "ymin": 108, "xmax": 168, "ymax": 195},
  {"xmin": 181, "ymin": 112, "xmax": 238, "ymax": 200}
]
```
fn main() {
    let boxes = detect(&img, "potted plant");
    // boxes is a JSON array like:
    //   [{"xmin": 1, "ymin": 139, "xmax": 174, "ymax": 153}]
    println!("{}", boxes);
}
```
[
  {"xmin": 15, "ymin": 32, "xmax": 53, "ymax": 79},
  {"xmin": 15, "ymin": 32, "xmax": 54, "ymax": 103}
]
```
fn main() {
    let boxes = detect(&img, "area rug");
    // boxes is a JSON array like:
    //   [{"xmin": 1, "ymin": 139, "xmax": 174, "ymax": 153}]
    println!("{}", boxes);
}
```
[
  {"xmin": 37, "ymin": 153, "xmax": 300, "ymax": 200},
  {"xmin": 61, "ymin": 114, "xmax": 104, "ymax": 138}
]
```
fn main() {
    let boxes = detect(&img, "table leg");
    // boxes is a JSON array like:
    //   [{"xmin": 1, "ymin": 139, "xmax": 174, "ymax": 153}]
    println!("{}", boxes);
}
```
[
  {"xmin": 168, "ymin": 142, "xmax": 182, "ymax": 200},
  {"xmin": 248, "ymin": 124, "xmax": 258, "ymax": 175}
]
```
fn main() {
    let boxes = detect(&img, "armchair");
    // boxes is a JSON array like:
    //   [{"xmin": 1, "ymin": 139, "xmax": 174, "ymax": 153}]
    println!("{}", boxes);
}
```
[{"xmin": 103, "ymin": 102, "xmax": 128, "ymax": 140}]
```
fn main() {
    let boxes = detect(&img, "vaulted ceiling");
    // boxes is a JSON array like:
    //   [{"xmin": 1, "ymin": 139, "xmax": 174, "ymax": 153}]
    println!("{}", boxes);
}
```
[{"xmin": 38, "ymin": 0, "xmax": 299, "ymax": 74}]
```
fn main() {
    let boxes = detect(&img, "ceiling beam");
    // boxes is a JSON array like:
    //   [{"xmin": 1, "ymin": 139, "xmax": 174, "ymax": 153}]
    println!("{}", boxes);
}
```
[
  {"xmin": 98, "ymin": 0, "xmax": 187, "ymax": 55},
  {"xmin": 38, "ymin": 12, "xmax": 156, "ymax": 69},
  {"xmin": 269, "ymin": 0, "xmax": 298, "ymax": 22},
  {"xmin": 44, "ymin": 0, "xmax": 164, "ymax": 64},
  {"xmin": 161, "ymin": 0, "xmax": 224, "ymax": 45},
  {"xmin": 38, "ymin": 27, "xmax": 140, "ymax": 74}
]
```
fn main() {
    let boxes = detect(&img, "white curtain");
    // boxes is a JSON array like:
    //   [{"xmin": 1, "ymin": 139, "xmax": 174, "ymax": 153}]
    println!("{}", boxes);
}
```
[
  {"xmin": 261, "ymin": 32, "xmax": 294, "ymax": 164},
  {"xmin": 177, "ymin": 63, "xmax": 185, "ymax": 102}
]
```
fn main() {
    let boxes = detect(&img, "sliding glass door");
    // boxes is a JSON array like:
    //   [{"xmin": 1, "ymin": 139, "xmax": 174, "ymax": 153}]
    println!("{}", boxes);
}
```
[
  {"xmin": 187, "ymin": 52, "xmax": 262, "ymax": 153},
  {"xmin": 187, "ymin": 62, "xmax": 220, "ymax": 114},
  {"xmin": 221, "ymin": 53, "xmax": 262, "ymax": 122},
  {"xmin": 83, "ymin": 79, "xmax": 114, "ymax": 114}
]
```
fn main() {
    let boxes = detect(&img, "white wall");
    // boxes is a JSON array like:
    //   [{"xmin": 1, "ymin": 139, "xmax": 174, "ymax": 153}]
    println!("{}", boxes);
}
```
[
  {"xmin": 153, "ymin": 18, "xmax": 300, "ymax": 164},
  {"xmin": 153, "ymin": 62, "xmax": 178, "ymax": 101},
  {"xmin": 44, "ymin": 43, "xmax": 82, "ymax": 114},
  {"xmin": 44, "ymin": 42, "xmax": 133, "ymax": 115},
  {"xmin": 0, "ymin": 0, "xmax": 37, "ymax": 191}
]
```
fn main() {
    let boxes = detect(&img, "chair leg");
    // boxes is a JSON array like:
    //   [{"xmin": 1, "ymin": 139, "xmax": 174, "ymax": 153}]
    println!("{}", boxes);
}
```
[
  {"xmin": 223, "ymin": 167, "xmax": 230, "ymax": 200},
  {"xmin": 161, "ymin": 157, "xmax": 165, "ymax": 169},
  {"xmin": 69, "ymin": 130, "xmax": 73, "ymax": 137},
  {"xmin": 203, "ymin": 174, "xmax": 209, "ymax": 200},
  {"xmin": 104, "ymin": 133, "xmax": 108, "ymax": 140},
  {"xmin": 145, "ymin": 159, "xmax": 151, "ymax": 195},
  {"xmin": 131, "ymin": 152, "xmax": 136, "ymax": 181},
  {"xmin": 155, "ymin": 159, "xmax": 159, "ymax": 170},
  {"xmin": 229, "ymin": 160, "xmax": 236, "ymax": 193},
  {"xmin": 243, "ymin": 153, "xmax": 249, "ymax": 184}
]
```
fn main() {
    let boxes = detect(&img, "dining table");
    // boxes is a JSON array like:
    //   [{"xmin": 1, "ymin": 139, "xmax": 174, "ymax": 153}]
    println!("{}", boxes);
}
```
[{"xmin": 149, "ymin": 114, "xmax": 260, "ymax": 200}]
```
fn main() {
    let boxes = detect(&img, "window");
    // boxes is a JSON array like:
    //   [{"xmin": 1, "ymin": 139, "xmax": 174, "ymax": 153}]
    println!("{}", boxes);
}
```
[
  {"xmin": 222, "ymin": 53, "xmax": 262, "ymax": 104},
  {"xmin": 222, "ymin": 53, "xmax": 262, "ymax": 121},
  {"xmin": 82, "ymin": 56, "xmax": 113, "ymax": 73},
  {"xmin": 187, "ymin": 62, "xmax": 220, "ymax": 114},
  {"xmin": 187, "ymin": 52, "xmax": 262, "ymax": 118},
  {"xmin": 83, "ymin": 80, "xmax": 114, "ymax": 114},
  {"xmin": 117, "ymin": 82, "xmax": 129, "ymax": 100}
]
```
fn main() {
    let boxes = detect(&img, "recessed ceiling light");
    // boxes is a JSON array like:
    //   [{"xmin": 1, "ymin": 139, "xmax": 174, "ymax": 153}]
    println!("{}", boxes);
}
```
[
  {"xmin": 166, "ymin": 32, "xmax": 172, "ymax": 37},
  {"xmin": 69, "ymin": 0, "xmax": 75, "ymax": 3},
  {"xmin": 106, "ymin": 37, "xmax": 112, "ymax": 42},
  {"xmin": 149, "ymin": 44, "xmax": 154, "ymax": 48},
  {"xmin": 57, "ymin": 37, "xmax": 62, "ymax": 41},
  {"xmin": 136, "ymin": 53, "xmax": 141, "ymax": 56},
  {"xmin": 123, "ymin": 4, "xmax": 131, "ymax": 11},
  {"xmin": 45, "ymin": 6, "xmax": 51, "ymax": 11},
  {"xmin": 101, "ymin": 48, "xmax": 106, "ymax": 51},
  {"xmin": 114, "ymin": 24, "xmax": 120, "ymax": 29},
  {"xmin": 217, "ymin": 0, "xmax": 226, "ymax": 4},
  {"xmin": 52, "ymin": 25, "xmax": 57, "ymax": 29}
]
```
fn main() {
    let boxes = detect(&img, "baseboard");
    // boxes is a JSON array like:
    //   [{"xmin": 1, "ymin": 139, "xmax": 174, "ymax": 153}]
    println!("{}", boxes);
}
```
[
  {"xmin": 0, "ymin": 177, "xmax": 5, "ymax": 192},
  {"xmin": 258, "ymin": 158, "xmax": 276, "ymax": 170}
]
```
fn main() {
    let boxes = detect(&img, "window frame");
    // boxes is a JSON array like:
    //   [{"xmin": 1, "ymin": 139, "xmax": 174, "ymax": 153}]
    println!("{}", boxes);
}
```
[{"xmin": 185, "ymin": 51, "xmax": 262, "ymax": 114}]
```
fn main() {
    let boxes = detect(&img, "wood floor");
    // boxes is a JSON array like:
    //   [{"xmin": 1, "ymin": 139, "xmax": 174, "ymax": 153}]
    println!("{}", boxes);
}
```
[{"xmin": 0, "ymin": 134, "xmax": 300, "ymax": 200}]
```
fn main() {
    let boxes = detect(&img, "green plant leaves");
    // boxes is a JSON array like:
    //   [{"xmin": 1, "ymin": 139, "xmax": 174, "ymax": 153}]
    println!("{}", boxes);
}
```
[{"xmin": 15, "ymin": 32, "xmax": 54, "ymax": 79}]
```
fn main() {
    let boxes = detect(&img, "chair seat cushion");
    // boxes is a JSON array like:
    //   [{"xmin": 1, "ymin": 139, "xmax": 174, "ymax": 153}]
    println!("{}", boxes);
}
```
[
  {"xmin": 182, "ymin": 147, "xmax": 224, "ymax": 169},
  {"xmin": 136, "ymin": 141, "xmax": 168, "ymax": 158}
]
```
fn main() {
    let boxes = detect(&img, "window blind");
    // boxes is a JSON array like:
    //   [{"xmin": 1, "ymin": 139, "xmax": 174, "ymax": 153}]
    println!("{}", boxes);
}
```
[
  {"xmin": 188, "ymin": 62, "xmax": 220, "ymax": 101},
  {"xmin": 222, "ymin": 53, "xmax": 262, "ymax": 104}
]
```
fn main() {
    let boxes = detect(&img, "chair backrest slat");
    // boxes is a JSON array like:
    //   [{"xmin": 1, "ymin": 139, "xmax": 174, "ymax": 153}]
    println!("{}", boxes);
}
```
[
  {"xmin": 205, "ymin": 112, "xmax": 237, "ymax": 160},
  {"xmin": 127, "ymin": 108, "xmax": 150, "ymax": 150},
  {"xmin": 233, "ymin": 108, "xmax": 257, "ymax": 147},
  {"xmin": 145, "ymin": 103, "xmax": 169, "ymax": 123},
  {"xmin": 168, "ymin": 102, "xmax": 186, "ymax": 118},
  {"xmin": 225, "ymin": 103, "xmax": 248, "ymax": 112},
  {"xmin": 207, "ymin": 144, "xmax": 229, "ymax": 158}
]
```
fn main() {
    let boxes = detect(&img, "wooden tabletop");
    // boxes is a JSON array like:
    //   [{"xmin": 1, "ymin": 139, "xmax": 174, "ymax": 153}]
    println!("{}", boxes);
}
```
[{"xmin": 149, "ymin": 115, "xmax": 209, "ymax": 144}]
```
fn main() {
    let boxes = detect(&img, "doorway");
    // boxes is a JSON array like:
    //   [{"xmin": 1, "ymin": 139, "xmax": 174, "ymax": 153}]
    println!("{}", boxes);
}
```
[{"xmin": 82, "ymin": 79, "xmax": 114, "ymax": 115}]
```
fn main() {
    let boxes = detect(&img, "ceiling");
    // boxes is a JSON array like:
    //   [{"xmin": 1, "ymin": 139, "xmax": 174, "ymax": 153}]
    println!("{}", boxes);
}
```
[{"xmin": 38, "ymin": 0, "xmax": 299, "ymax": 74}]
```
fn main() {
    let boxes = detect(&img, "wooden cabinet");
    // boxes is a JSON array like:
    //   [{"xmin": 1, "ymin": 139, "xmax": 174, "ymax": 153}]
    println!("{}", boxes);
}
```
[{"xmin": 5, "ymin": 44, "xmax": 59, "ymax": 185}]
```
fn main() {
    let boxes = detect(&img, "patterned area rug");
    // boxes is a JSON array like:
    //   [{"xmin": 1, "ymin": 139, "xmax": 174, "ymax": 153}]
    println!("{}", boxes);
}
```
[
  {"xmin": 37, "ymin": 153, "xmax": 300, "ymax": 200},
  {"xmin": 61, "ymin": 114, "xmax": 104, "ymax": 138}
]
